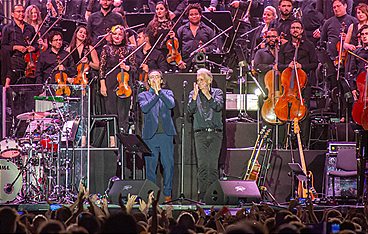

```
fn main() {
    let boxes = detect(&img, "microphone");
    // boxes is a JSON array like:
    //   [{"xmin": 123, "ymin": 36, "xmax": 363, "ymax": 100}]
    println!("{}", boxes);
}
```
[{"xmin": 183, "ymin": 80, "xmax": 188, "ymax": 87}]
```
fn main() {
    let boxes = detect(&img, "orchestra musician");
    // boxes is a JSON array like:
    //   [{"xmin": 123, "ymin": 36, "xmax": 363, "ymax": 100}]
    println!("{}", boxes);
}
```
[
  {"xmin": 25, "ymin": 0, "xmax": 56, "ymax": 18},
  {"xmin": 270, "ymin": 0, "xmax": 296, "ymax": 43},
  {"xmin": 136, "ymin": 28, "xmax": 168, "ymax": 75},
  {"xmin": 320, "ymin": 0, "xmax": 357, "ymax": 88},
  {"xmin": 278, "ymin": 20, "xmax": 318, "ymax": 146},
  {"xmin": 345, "ymin": 25, "xmax": 368, "ymax": 104},
  {"xmin": 176, "ymin": 3, "xmax": 217, "ymax": 71},
  {"xmin": 253, "ymin": 28, "xmax": 279, "ymax": 93},
  {"xmin": 147, "ymin": 1, "xmax": 173, "ymax": 47},
  {"xmin": 316, "ymin": 0, "xmax": 353, "ymax": 20},
  {"xmin": 1, "ymin": 4, "xmax": 38, "ymax": 87},
  {"xmin": 138, "ymin": 70, "xmax": 176, "ymax": 202},
  {"xmin": 99, "ymin": 25, "xmax": 136, "ymax": 145},
  {"xmin": 344, "ymin": 3, "xmax": 368, "ymax": 51},
  {"xmin": 188, "ymin": 68, "xmax": 224, "ymax": 201},
  {"xmin": 35, "ymin": 30, "xmax": 76, "ymax": 85},
  {"xmin": 148, "ymin": 0, "xmax": 188, "ymax": 20},
  {"xmin": 111, "ymin": 6, "xmax": 137, "ymax": 47},
  {"xmin": 62, "ymin": 0, "xmax": 87, "ymax": 21},
  {"xmin": 87, "ymin": 0, "xmax": 124, "ymax": 54},
  {"xmin": 24, "ymin": 5, "xmax": 48, "ymax": 51}
]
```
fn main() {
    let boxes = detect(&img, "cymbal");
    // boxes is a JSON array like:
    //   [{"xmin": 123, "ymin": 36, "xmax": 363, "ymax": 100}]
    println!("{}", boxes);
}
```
[{"xmin": 16, "ymin": 111, "xmax": 51, "ymax": 120}]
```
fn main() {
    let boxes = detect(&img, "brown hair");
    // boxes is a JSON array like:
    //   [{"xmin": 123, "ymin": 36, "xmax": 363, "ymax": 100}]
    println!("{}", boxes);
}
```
[
  {"xmin": 355, "ymin": 3, "xmax": 368, "ymax": 22},
  {"xmin": 24, "ymin": 5, "xmax": 42, "ymax": 25}
]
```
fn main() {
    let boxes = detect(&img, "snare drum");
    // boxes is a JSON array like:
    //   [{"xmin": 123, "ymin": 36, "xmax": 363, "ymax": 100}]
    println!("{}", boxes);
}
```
[
  {"xmin": 0, "ymin": 138, "xmax": 21, "ymax": 158},
  {"xmin": 0, "ymin": 159, "xmax": 22, "ymax": 203}
]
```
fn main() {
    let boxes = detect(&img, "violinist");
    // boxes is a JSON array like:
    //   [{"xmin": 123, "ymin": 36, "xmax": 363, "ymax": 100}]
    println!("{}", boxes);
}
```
[
  {"xmin": 147, "ymin": 1, "xmax": 173, "ymax": 48},
  {"xmin": 278, "ymin": 20, "xmax": 318, "ymax": 147},
  {"xmin": 344, "ymin": 3, "xmax": 368, "ymax": 51},
  {"xmin": 136, "ymin": 28, "xmax": 168, "ymax": 75},
  {"xmin": 35, "ymin": 31, "xmax": 76, "ymax": 85},
  {"xmin": 176, "ymin": 3, "xmax": 217, "ymax": 71},
  {"xmin": 24, "ymin": 5, "xmax": 48, "ymax": 51},
  {"xmin": 1, "ymin": 4, "xmax": 38, "ymax": 87},
  {"xmin": 148, "ymin": 0, "xmax": 188, "ymax": 20},
  {"xmin": 345, "ymin": 25, "xmax": 368, "ymax": 105},
  {"xmin": 99, "ymin": 25, "xmax": 137, "ymax": 142}
]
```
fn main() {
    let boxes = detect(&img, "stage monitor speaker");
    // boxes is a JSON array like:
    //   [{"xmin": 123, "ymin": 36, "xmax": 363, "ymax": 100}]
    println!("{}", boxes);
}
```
[
  {"xmin": 108, "ymin": 180, "xmax": 161, "ymax": 205},
  {"xmin": 204, "ymin": 180, "xmax": 261, "ymax": 205}
]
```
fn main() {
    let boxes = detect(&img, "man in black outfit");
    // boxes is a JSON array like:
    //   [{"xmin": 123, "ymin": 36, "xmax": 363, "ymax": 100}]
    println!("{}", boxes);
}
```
[
  {"xmin": 278, "ymin": 20, "xmax": 318, "ymax": 147},
  {"xmin": 87, "ymin": 0, "xmax": 124, "ymax": 54},
  {"xmin": 188, "ymin": 68, "xmax": 224, "ymax": 201},
  {"xmin": 270, "ymin": 0, "xmax": 296, "ymax": 42}
]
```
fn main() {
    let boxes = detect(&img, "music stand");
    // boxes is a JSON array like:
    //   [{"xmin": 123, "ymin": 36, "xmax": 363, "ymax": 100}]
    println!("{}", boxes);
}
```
[
  {"xmin": 125, "ymin": 13, "xmax": 154, "ymax": 28},
  {"xmin": 288, "ymin": 162, "xmax": 312, "ymax": 200},
  {"xmin": 202, "ymin": 11, "xmax": 233, "ymax": 32},
  {"xmin": 116, "ymin": 133, "xmax": 151, "ymax": 180}
]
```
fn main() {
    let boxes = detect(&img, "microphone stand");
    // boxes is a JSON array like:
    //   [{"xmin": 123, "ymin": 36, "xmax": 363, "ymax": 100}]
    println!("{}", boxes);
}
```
[{"xmin": 164, "ymin": 81, "xmax": 203, "ymax": 205}]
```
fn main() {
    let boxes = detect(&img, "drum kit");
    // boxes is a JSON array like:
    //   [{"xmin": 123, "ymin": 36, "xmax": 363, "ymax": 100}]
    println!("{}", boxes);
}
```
[{"xmin": 0, "ymin": 109, "xmax": 80, "ymax": 204}]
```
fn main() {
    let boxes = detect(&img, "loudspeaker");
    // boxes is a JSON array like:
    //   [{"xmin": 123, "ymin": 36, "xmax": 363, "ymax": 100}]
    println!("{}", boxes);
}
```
[
  {"xmin": 108, "ymin": 180, "xmax": 161, "ymax": 204},
  {"xmin": 204, "ymin": 180, "xmax": 261, "ymax": 205}
]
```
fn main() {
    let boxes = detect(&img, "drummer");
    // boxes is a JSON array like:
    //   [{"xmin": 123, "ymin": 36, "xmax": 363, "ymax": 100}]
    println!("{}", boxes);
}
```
[{"xmin": 35, "ymin": 30, "xmax": 76, "ymax": 86}]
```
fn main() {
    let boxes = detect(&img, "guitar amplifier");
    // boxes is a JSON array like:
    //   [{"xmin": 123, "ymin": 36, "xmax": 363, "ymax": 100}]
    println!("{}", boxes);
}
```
[{"xmin": 324, "ymin": 142, "xmax": 357, "ymax": 198}]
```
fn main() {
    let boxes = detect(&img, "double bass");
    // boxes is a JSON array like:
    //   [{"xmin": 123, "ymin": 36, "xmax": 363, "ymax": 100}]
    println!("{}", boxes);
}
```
[
  {"xmin": 275, "ymin": 39, "xmax": 307, "ymax": 122},
  {"xmin": 261, "ymin": 38, "xmax": 284, "ymax": 125}
]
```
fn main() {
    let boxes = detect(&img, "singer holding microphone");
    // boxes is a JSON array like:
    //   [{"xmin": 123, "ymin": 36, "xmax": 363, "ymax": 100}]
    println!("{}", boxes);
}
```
[
  {"xmin": 188, "ymin": 68, "xmax": 224, "ymax": 201},
  {"xmin": 138, "ymin": 70, "xmax": 176, "ymax": 202}
]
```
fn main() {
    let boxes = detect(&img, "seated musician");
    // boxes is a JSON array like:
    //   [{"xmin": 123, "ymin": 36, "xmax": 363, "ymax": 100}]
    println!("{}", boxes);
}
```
[
  {"xmin": 278, "ymin": 20, "xmax": 318, "ymax": 147},
  {"xmin": 346, "ymin": 25, "xmax": 368, "ymax": 105},
  {"xmin": 176, "ymin": 3, "xmax": 217, "ymax": 71},
  {"xmin": 1, "ymin": 4, "xmax": 38, "ymax": 88},
  {"xmin": 35, "ymin": 31, "xmax": 76, "ymax": 86},
  {"xmin": 136, "ymin": 28, "xmax": 168, "ymax": 81}
]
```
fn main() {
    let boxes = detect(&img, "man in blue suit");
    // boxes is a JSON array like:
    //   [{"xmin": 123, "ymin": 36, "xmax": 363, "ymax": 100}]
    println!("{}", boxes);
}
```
[{"xmin": 138, "ymin": 70, "xmax": 176, "ymax": 202}]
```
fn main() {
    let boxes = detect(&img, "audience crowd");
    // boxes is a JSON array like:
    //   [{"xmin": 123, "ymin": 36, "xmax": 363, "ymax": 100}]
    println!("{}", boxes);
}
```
[{"xmin": 0, "ymin": 184, "xmax": 367, "ymax": 234}]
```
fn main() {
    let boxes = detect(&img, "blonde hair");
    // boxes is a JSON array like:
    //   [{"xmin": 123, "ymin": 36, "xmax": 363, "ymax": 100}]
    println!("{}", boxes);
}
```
[
  {"xmin": 24, "ymin": 5, "xmax": 42, "ymax": 25},
  {"xmin": 264, "ymin": 6, "xmax": 278, "ymax": 19}
]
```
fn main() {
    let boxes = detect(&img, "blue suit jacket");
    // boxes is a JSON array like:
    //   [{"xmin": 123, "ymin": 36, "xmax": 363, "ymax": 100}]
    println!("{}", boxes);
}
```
[{"xmin": 138, "ymin": 88, "xmax": 177, "ymax": 140}]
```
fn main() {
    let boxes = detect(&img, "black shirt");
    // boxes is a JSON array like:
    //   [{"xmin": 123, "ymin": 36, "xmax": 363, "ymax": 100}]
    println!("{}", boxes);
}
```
[
  {"xmin": 135, "ymin": 47, "xmax": 169, "ymax": 73},
  {"xmin": 148, "ymin": 0, "xmax": 188, "ymax": 17},
  {"xmin": 270, "ymin": 15, "xmax": 296, "ymax": 40},
  {"xmin": 35, "ymin": 48, "xmax": 77, "ymax": 84},
  {"xmin": 278, "ymin": 39, "xmax": 318, "ymax": 74},
  {"xmin": 253, "ymin": 47, "xmax": 275, "ymax": 75},
  {"xmin": 87, "ymin": 10, "xmax": 124, "ymax": 52},
  {"xmin": 63, "ymin": 0, "xmax": 87, "ymax": 21},
  {"xmin": 1, "ymin": 21, "xmax": 37, "ymax": 55},
  {"xmin": 177, "ymin": 22, "xmax": 217, "ymax": 64}
]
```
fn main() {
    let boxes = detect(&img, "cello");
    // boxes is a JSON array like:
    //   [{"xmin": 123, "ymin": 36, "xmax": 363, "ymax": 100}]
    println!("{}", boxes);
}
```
[
  {"xmin": 352, "ymin": 68, "xmax": 368, "ymax": 130},
  {"xmin": 274, "ymin": 39, "xmax": 307, "ymax": 122},
  {"xmin": 261, "ymin": 37, "xmax": 284, "ymax": 125}
]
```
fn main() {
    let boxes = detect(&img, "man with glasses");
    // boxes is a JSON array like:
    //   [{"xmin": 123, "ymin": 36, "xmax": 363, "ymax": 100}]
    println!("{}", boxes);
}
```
[
  {"xmin": 138, "ymin": 70, "xmax": 176, "ymax": 202},
  {"xmin": 35, "ymin": 31, "xmax": 76, "ymax": 85},
  {"xmin": 1, "ymin": 4, "xmax": 38, "ymax": 87},
  {"xmin": 278, "ymin": 20, "xmax": 318, "ymax": 147}
]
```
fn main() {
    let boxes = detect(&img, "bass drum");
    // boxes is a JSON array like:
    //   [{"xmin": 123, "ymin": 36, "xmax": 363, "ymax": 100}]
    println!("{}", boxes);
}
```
[
  {"xmin": 0, "ymin": 159, "xmax": 22, "ymax": 203},
  {"xmin": 0, "ymin": 138, "xmax": 21, "ymax": 158}
]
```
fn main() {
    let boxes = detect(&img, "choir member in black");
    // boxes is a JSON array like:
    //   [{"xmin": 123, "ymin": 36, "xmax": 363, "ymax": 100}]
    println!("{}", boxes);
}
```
[
  {"xmin": 136, "ymin": 28, "xmax": 168, "ymax": 78},
  {"xmin": 62, "ymin": 0, "xmax": 87, "ymax": 21},
  {"xmin": 344, "ymin": 3, "xmax": 368, "ymax": 51},
  {"xmin": 188, "ymin": 68, "xmax": 224, "ymax": 201},
  {"xmin": 253, "ymin": 28, "xmax": 279, "ymax": 92},
  {"xmin": 278, "ymin": 20, "xmax": 318, "ymax": 147},
  {"xmin": 317, "ymin": 0, "xmax": 353, "ymax": 20},
  {"xmin": 320, "ymin": 0, "xmax": 357, "ymax": 92},
  {"xmin": 345, "ymin": 25, "xmax": 368, "ymax": 106},
  {"xmin": 148, "ymin": 0, "xmax": 188, "ymax": 20},
  {"xmin": 176, "ymin": 3, "xmax": 217, "ymax": 71},
  {"xmin": 1, "ymin": 4, "xmax": 38, "ymax": 87},
  {"xmin": 24, "ymin": 5, "xmax": 48, "ymax": 51},
  {"xmin": 87, "ymin": 0, "xmax": 124, "ymax": 54},
  {"xmin": 35, "ymin": 31, "xmax": 76, "ymax": 85},
  {"xmin": 99, "ymin": 25, "xmax": 137, "ymax": 143}
]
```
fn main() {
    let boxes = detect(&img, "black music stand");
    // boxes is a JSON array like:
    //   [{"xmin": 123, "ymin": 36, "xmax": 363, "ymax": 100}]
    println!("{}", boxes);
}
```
[
  {"xmin": 125, "ymin": 13, "xmax": 154, "ymax": 28},
  {"xmin": 116, "ymin": 133, "xmax": 151, "ymax": 180},
  {"xmin": 202, "ymin": 11, "xmax": 233, "ymax": 32},
  {"xmin": 288, "ymin": 163, "xmax": 312, "ymax": 200}
]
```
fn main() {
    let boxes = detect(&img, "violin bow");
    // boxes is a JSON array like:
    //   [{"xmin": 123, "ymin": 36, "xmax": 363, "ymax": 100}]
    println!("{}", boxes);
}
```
[
  {"xmin": 140, "ymin": 34, "xmax": 163, "ymax": 66},
  {"xmin": 38, "ymin": 14, "xmax": 63, "ymax": 41},
  {"xmin": 162, "ymin": 4, "xmax": 190, "ymax": 42},
  {"xmin": 104, "ymin": 42, "xmax": 146, "ymax": 78},
  {"xmin": 29, "ymin": 13, "xmax": 51, "ymax": 45}
]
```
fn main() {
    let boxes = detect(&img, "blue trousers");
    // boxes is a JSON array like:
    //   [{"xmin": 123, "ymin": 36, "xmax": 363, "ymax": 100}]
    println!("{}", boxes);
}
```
[{"xmin": 144, "ymin": 134, "xmax": 174, "ymax": 197}]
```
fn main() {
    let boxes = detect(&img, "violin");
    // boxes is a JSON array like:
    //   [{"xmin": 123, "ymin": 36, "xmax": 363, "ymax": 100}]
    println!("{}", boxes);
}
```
[
  {"xmin": 54, "ymin": 55, "xmax": 71, "ymax": 96},
  {"xmin": 116, "ymin": 65, "xmax": 132, "ymax": 98},
  {"xmin": 335, "ymin": 22, "xmax": 348, "ymax": 67},
  {"xmin": 352, "ymin": 70, "xmax": 368, "ymax": 130},
  {"xmin": 275, "ymin": 39, "xmax": 307, "ymax": 122},
  {"xmin": 261, "ymin": 40, "xmax": 284, "ymax": 125},
  {"xmin": 166, "ymin": 37, "xmax": 182, "ymax": 66},
  {"xmin": 24, "ymin": 37, "xmax": 40, "ymax": 78}
]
